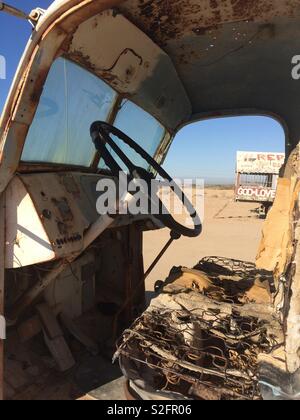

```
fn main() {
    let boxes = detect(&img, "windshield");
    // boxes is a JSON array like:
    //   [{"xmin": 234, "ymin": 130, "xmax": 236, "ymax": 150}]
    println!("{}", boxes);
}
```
[
  {"xmin": 22, "ymin": 58, "xmax": 166, "ymax": 169},
  {"xmin": 99, "ymin": 100, "xmax": 166, "ymax": 171}
]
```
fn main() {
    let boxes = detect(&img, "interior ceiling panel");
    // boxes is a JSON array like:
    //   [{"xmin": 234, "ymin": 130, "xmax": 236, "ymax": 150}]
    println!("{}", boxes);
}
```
[{"xmin": 119, "ymin": 0, "xmax": 300, "ymax": 146}]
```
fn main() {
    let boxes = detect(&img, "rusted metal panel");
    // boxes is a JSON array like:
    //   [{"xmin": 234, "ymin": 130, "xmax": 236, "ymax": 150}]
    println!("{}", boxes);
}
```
[
  {"xmin": 0, "ymin": 122, "xmax": 29, "ymax": 193},
  {"xmin": 0, "ymin": 1, "xmax": 125, "ymax": 194},
  {"xmin": 5, "ymin": 171, "xmax": 114, "ymax": 267},
  {"xmin": 0, "ymin": 1, "xmax": 124, "ymax": 133},
  {"xmin": 119, "ymin": 0, "xmax": 300, "ymax": 148},
  {"xmin": 1, "ymin": 0, "xmax": 299, "ymax": 190},
  {"xmin": 67, "ymin": 9, "xmax": 191, "ymax": 130},
  {"xmin": 18, "ymin": 173, "xmax": 94, "ymax": 261},
  {"xmin": 0, "ymin": 0, "xmax": 190, "ymax": 195},
  {"xmin": 120, "ymin": 0, "xmax": 300, "ymax": 47}
]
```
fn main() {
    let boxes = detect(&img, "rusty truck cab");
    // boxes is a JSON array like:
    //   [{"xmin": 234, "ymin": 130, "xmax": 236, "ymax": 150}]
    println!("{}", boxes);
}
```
[{"xmin": 1, "ymin": 0, "xmax": 300, "ymax": 400}]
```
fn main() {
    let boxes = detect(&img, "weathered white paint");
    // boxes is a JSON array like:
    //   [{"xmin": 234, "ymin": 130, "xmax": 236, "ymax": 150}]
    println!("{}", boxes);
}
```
[
  {"xmin": 69, "ymin": 10, "xmax": 157, "ymax": 94},
  {"xmin": 237, "ymin": 151, "xmax": 285, "ymax": 174},
  {"xmin": 236, "ymin": 186, "xmax": 276, "ymax": 202},
  {"xmin": 69, "ymin": 9, "xmax": 191, "ymax": 129},
  {"xmin": 5, "ymin": 177, "xmax": 55, "ymax": 268}
]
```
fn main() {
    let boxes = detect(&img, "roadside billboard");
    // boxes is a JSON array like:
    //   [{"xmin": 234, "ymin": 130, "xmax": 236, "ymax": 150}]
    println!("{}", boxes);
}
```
[
  {"xmin": 235, "ymin": 151, "xmax": 285, "ymax": 204},
  {"xmin": 236, "ymin": 185, "xmax": 277, "ymax": 202},
  {"xmin": 236, "ymin": 152, "xmax": 285, "ymax": 174}
]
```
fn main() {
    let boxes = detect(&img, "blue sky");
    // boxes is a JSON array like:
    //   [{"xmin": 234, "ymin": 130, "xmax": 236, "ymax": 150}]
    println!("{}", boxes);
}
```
[
  {"xmin": 0, "ymin": 0, "xmax": 53, "ymax": 110},
  {"xmin": 164, "ymin": 116, "xmax": 285, "ymax": 183},
  {"xmin": 0, "ymin": 1, "xmax": 285, "ymax": 183}
]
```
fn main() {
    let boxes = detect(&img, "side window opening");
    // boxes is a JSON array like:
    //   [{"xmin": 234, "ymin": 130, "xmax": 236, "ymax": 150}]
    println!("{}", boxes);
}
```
[{"xmin": 145, "ymin": 116, "xmax": 286, "ymax": 277}]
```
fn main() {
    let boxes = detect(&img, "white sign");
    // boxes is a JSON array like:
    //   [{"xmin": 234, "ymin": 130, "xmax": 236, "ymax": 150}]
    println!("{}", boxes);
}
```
[
  {"xmin": 236, "ymin": 151, "xmax": 285, "ymax": 174},
  {"xmin": 236, "ymin": 186, "xmax": 276, "ymax": 202}
]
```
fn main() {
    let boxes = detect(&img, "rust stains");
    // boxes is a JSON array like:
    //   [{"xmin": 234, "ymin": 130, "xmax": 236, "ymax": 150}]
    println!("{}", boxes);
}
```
[
  {"xmin": 232, "ymin": 0, "xmax": 269, "ymax": 18},
  {"xmin": 67, "ymin": 49, "xmax": 96, "ymax": 72},
  {"xmin": 137, "ymin": 0, "xmax": 183, "ymax": 43},
  {"xmin": 120, "ymin": 0, "xmax": 299, "ymax": 46}
]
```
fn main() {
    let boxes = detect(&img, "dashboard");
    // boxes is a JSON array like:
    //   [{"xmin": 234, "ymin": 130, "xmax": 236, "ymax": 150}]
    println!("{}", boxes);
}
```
[{"xmin": 5, "ymin": 172, "xmax": 154, "ymax": 269}]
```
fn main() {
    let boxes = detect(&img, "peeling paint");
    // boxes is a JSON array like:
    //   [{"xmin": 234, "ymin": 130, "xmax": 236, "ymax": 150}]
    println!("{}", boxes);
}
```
[{"xmin": 120, "ymin": 0, "xmax": 300, "ymax": 46}]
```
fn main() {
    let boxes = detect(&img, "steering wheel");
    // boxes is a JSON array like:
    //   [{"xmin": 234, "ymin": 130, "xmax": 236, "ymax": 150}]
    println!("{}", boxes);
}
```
[{"xmin": 90, "ymin": 121, "xmax": 202, "ymax": 238}]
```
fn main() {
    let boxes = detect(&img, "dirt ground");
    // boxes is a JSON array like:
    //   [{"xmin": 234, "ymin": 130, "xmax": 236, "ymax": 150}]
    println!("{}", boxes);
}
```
[{"xmin": 144, "ymin": 187, "xmax": 264, "ymax": 292}]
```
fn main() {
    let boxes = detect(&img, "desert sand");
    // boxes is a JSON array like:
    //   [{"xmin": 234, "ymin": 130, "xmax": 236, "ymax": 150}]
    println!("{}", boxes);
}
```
[{"xmin": 144, "ymin": 187, "xmax": 264, "ymax": 292}]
